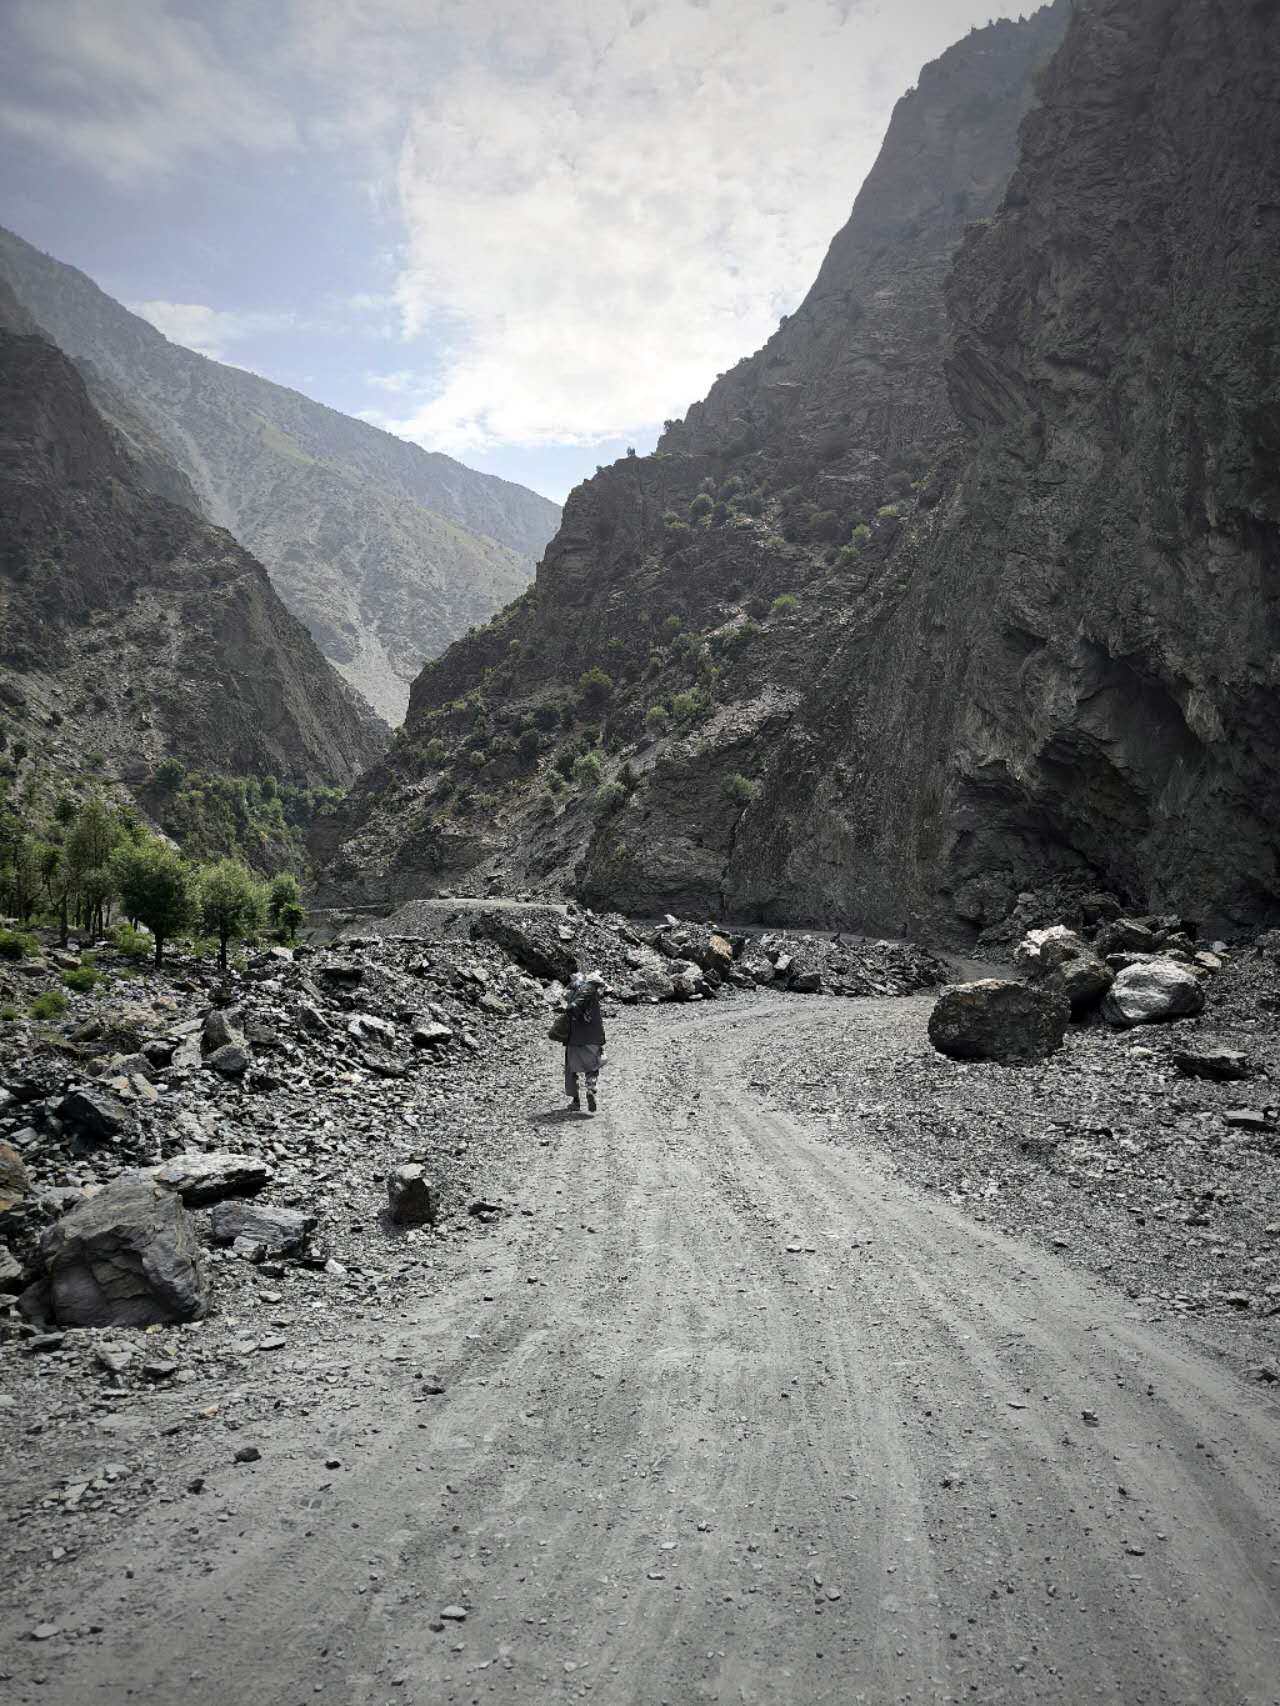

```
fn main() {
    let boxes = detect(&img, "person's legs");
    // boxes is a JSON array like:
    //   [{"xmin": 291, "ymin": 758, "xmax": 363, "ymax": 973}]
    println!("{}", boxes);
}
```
[
  {"xmin": 585, "ymin": 1070, "xmax": 598, "ymax": 1113},
  {"xmin": 565, "ymin": 1057, "xmax": 579, "ymax": 1105}
]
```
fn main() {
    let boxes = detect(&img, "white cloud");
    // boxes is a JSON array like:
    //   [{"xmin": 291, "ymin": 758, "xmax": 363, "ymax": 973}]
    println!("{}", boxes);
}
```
[
  {"xmin": 131, "ymin": 301, "xmax": 297, "ymax": 359},
  {"xmin": 0, "ymin": 0, "xmax": 296, "ymax": 183},
  {"xmin": 6, "ymin": 0, "xmax": 1040, "ymax": 445},
  {"xmin": 358, "ymin": 0, "xmax": 1030, "ymax": 451},
  {"xmin": 365, "ymin": 368, "xmax": 425, "ymax": 393}
]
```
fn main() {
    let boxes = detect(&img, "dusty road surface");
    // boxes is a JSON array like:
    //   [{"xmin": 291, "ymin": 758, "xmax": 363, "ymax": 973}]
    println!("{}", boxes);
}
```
[{"xmin": 9, "ymin": 997, "xmax": 1280, "ymax": 1705}]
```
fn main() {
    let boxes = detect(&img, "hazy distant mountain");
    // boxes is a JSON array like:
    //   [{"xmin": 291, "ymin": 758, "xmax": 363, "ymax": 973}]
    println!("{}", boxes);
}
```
[{"xmin": 0, "ymin": 227, "xmax": 561, "ymax": 722}]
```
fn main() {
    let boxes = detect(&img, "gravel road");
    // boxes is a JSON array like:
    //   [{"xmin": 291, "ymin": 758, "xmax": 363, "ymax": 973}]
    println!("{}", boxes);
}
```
[{"xmin": 8, "ymin": 996, "xmax": 1280, "ymax": 1705}]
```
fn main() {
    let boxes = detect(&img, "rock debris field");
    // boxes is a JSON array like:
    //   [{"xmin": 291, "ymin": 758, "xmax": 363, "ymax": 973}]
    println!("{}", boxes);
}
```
[{"xmin": 0, "ymin": 903, "xmax": 1278, "ymax": 1704}]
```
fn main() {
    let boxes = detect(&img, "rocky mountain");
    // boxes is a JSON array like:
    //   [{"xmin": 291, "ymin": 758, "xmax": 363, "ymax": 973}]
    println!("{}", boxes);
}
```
[
  {"xmin": 0, "ymin": 228, "xmax": 561, "ymax": 723},
  {"xmin": 315, "ymin": 2, "xmax": 1072, "ymax": 912},
  {"xmin": 733, "ymin": 0, "xmax": 1280, "ymax": 940},
  {"xmin": 0, "ymin": 280, "xmax": 386, "ymax": 796},
  {"xmin": 322, "ymin": 0, "xmax": 1280, "ymax": 939}
]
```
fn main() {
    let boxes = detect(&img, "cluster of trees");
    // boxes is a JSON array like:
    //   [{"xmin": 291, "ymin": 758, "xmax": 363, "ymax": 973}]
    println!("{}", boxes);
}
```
[
  {"xmin": 116, "ymin": 846, "xmax": 304, "ymax": 970},
  {"xmin": 0, "ymin": 791, "xmax": 305, "ymax": 970},
  {"xmin": 147, "ymin": 760, "xmax": 342, "ymax": 871}
]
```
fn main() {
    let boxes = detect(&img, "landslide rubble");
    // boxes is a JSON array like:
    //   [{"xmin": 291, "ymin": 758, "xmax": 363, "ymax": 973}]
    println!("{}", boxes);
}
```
[
  {"xmin": 0, "ymin": 904, "xmax": 944, "ymax": 1598},
  {"xmin": 770, "ymin": 939, "xmax": 1280, "ymax": 1377}
]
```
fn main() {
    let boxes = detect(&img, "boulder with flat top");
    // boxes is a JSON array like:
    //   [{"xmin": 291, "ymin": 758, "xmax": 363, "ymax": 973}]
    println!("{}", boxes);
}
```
[{"xmin": 928, "ymin": 980, "xmax": 1069, "ymax": 1064}]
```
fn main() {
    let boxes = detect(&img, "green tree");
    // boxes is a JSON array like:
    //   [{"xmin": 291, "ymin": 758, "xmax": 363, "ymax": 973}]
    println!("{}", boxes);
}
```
[
  {"xmin": 266, "ymin": 872, "xmax": 305, "ymax": 944},
  {"xmin": 65, "ymin": 795, "xmax": 123, "ymax": 935},
  {"xmin": 111, "ymin": 838, "xmax": 196, "ymax": 968},
  {"xmin": 198, "ymin": 857, "xmax": 264, "ymax": 970},
  {"xmin": 153, "ymin": 757, "xmax": 186, "ymax": 795},
  {"xmin": 1, "ymin": 833, "xmax": 41, "ymax": 923},
  {"xmin": 36, "ymin": 842, "xmax": 74, "ymax": 944}
]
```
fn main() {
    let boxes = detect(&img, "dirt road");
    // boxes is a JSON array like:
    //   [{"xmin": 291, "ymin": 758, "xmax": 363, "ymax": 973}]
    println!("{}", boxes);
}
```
[{"xmin": 10, "ymin": 997, "xmax": 1280, "ymax": 1704}]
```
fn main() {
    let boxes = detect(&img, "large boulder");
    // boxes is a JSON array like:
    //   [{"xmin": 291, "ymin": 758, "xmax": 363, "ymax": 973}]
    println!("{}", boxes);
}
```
[
  {"xmin": 669, "ymin": 961, "xmax": 712, "ymax": 1001},
  {"xmin": 57, "ymin": 1087, "xmax": 130, "ymax": 1142},
  {"xmin": 470, "ymin": 912, "xmax": 576, "ymax": 983},
  {"xmin": 204, "ymin": 1043, "xmax": 250, "ymax": 1078},
  {"xmin": 706, "ymin": 933, "xmax": 736, "ymax": 969},
  {"xmin": 1096, "ymin": 918, "xmax": 1158, "ymax": 956},
  {"xmin": 387, "ymin": 1164, "xmax": 436, "ymax": 1226},
  {"xmin": 1015, "ymin": 925, "xmax": 1113, "ymax": 1013},
  {"xmin": 928, "ymin": 980, "xmax": 1070, "ymax": 1064},
  {"xmin": 146, "ymin": 1152, "xmax": 274, "ymax": 1206},
  {"xmin": 24, "ymin": 1174, "xmax": 207, "ymax": 1327},
  {"xmin": 1102, "ymin": 959, "xmax": 1206, "ymax": 1028},
  {"xmin": 201, "ymin": 1009, "xmax": 238, "ymax": 1053},
  {"xmin": 208, "ymin": 1199, "xmax": 314, "ymax": 1254},
  {"xmin": 1173, "ymin": 1044, "xmax": 1253, "ymax": 1082},
  {"xmin": 411, "ymin": 1021, "xmax": 454, "ymax": 1049},
  {"xmin": 0, "ymin": 1140, "xmax": 30, "ymax": 1212}
]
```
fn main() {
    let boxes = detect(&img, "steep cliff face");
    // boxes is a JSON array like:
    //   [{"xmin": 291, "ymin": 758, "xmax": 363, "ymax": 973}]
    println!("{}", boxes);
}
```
[
  {"xmin": 0, "ymin": 228, "xmax": 560, "ymax": 722},
  {"xmin": 0, "ymin": 304, "xmax": 387, "ymax": 791},
  {"xmin": 317, "ymin": 4, "xmax": 1071, "ymax": 909},
  {"xmin": 729, "ymin": 0, "xmax": 1280, "ymax": 937}
]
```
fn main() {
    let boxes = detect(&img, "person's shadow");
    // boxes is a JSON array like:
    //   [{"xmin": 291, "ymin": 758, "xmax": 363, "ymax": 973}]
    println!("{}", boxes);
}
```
[{"xmin": 529, "ymin": 1106, "xmax": 588, "ymax": 1125}]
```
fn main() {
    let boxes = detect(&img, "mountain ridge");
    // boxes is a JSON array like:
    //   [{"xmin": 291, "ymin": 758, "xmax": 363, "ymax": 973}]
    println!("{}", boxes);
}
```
[
  {"xmin": 0, "ymin": 276, "xmax": 387, "ymax": 809},
  {"xmin": 0, "ymin": 227, "xmax": 561, "ymax": 721}
]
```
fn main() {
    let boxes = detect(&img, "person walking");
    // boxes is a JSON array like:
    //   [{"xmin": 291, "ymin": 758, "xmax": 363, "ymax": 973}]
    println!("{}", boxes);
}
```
[{"xmin": 564, "ymin": 971, "xmax": 607, "ymax": 1113}]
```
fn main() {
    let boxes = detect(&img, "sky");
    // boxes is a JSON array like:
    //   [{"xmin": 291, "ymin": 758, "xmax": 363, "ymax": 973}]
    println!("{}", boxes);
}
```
[{"xmin": 0, "ymin": 0, "xmax": 1038, "ymax": 503}]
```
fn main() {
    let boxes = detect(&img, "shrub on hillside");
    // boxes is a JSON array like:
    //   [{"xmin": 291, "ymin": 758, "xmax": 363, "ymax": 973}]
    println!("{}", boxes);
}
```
[
  {"xmin": 670, "ymin": 688, "xmax": 710, "ymax": 723},
  {"xmin": 573, "ymin": 750, "xmax": 604, "ymax": 787},
  {"xmin": 593, "ymin": 781, "xmax": 627, "ymax": 816},
  {"xmin": 770, "ymin": 593, "xmax": 800, "ymax": 616},
  {"xmin": 577, "ymin": 667, "xmax": 614, "ymax": 715},
  {"xmin": 110, "ymin": 922, "xmax": 154, "ymax": 960}
]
